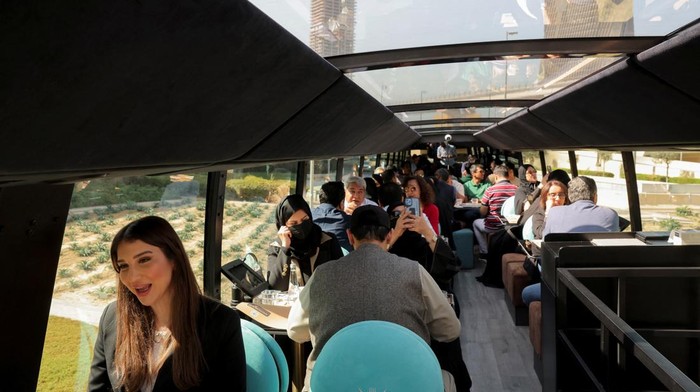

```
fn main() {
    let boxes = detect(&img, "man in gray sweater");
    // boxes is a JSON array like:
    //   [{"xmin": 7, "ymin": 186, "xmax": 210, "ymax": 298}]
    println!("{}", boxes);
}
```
[{"xmin": 287, "ymin": 205, "xmax": 461, "ymax": 391}]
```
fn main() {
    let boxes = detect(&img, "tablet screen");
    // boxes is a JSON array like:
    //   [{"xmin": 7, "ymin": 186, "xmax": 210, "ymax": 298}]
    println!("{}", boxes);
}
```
[{"xmin": 221, "ymin": 259, "xmax": 269, "ymax": 298}]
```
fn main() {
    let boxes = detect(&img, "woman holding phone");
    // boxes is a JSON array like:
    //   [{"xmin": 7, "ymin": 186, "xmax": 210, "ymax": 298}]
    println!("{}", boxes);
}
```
[
  {"xmin": 267, "ymin": 194, "xmax": 344, "ymax": 291},
  {"xmin": 402, "ymin": 175, "xmax": 440, "ymax": 235}
]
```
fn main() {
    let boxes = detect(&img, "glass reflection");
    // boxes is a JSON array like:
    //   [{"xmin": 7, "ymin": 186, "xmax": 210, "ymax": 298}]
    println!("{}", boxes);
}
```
[{"xmin": 250, "ymin": 0, "xmax": 699, "ymax": 56}]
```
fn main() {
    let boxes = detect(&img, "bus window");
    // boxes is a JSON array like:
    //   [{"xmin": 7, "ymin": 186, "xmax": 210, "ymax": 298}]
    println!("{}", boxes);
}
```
[
  {"xmin": 38, "ymin": 172, "xmax": 208, "ymax": 391},
  {"xmin": 543, "ymin": 150, "xmax": 631, "ymax": 226},
  {"xmin": 633, "ymin": 151, "xmax": 700, "ymax": 232},
  {"xmin": 221, "ymin": 163, "xmax": 297, "ymax": 304},
  {"xmin": 304, "ymin": 159, "xmax": 340, "ymax": 208}
]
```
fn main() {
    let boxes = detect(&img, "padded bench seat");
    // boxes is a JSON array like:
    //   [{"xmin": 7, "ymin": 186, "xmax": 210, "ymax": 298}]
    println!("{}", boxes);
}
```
[
  {"xmin": 529, "ymin": 301, "xmax": 543, "ymax": 383},
  {"xmin": 501, "ymin": 253, "xmax": 529, "ymax": 325}
]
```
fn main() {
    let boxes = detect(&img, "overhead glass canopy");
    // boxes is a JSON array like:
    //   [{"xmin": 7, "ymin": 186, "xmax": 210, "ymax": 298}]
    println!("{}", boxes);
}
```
[
  {"xmin": 251, "ymin": 0, "xmax": 699, "ymax": 56},
  {"xmin": 349, "ymin": 57, "xmax": 621, "ymax": 106},
  {"xmin": 250, "ymin": 0, "xmax": 699, "ymax": 141}
]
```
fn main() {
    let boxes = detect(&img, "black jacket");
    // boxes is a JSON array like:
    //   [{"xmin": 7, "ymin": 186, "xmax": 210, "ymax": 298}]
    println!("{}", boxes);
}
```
[
  {"xmin": 88, "ymin": 296, "xmax": 246, "ymax": 391},
  {"xmin": 267, "ymin": 231, "xmax": 343, "ymax": 291}
]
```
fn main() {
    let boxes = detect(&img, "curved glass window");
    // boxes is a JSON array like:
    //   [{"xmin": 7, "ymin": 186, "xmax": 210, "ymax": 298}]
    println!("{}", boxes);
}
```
[
  {"xmin": 40, "ymin": 172, "xmax": 208, "ymax": 390},
  {"xmin": 251, "ymin": 0, "xmax": 699, "ymax": 56}
]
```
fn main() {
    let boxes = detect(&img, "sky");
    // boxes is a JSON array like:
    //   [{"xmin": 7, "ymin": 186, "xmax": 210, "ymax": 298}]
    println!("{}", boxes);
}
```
[{"xmin": 250, "ymin": 0, "xmax": 699, "ymax": 53}]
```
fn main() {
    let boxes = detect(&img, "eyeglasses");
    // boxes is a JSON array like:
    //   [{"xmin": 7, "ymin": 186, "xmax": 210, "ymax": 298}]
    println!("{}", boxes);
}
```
[{"xmin": 547, "ymin": 192, "xmax": 567, "ymax": 199}]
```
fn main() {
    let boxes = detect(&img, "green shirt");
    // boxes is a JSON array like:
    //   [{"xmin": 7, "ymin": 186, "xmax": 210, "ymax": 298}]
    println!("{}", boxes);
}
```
[{"xmin": 464, "ymin": 180, "xmax": 491, "ymax": 200}]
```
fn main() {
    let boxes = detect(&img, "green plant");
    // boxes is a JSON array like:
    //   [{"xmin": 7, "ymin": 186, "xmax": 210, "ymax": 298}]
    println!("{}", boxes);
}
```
[
  {"xmin": 196, "ymin": 201, "xmax": 206, "ymax": 211},
  {"xmin": 178, "ymin": 231, "xmax": 193, "ymax": 241},
  {"xmin": 68, "ymin": 279, "xmax": 82, "ymax": 289},
  {"xmin": 91, "ymin": 285, "xmax": 116, "ymax": 300},
  {"xmin": 78, "ymin": 260, "xmax": 96, "ymax": 271},
  {"xmin": 58, "ymin": 268, "xmax": 72, "ymax": 278},
  {"xmin": 101, "ymin": 232, "xmax": 112, "ymax": 242},
  {"xmin": 659, "ymin": 218, "xmax": 681, "ymax": 232},
  {"xmin": 196, "ymin": 240, "xmax": 205, "ymax": 249},
  {"xmin": 37, "ymin": 316, "xmax": 97, "ymax": 392},
  {"xmin": 77, "ymin": 246, "xmax": 96, "ymax": 258},
  {"xmin": 676, "ymin": 206, "xmax": 694, "ymax": 217},
  {"xmin": 95, "ymin": 253, "xmax": 110, "ymax": 264}
]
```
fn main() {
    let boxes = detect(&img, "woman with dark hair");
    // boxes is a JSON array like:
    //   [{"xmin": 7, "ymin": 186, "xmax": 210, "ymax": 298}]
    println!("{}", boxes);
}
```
[
  {"xmin": 268, "ymin": 194, "xmax": 343, "ymax": 291},
  {"xmin": 402, "ymin": 175, "xmax": 440, "ymax": 235},
  {"xmin": 89, "ymin": 216, "xmax": 246, "ymax": 391},
  {"xmin": 514, "ymin": 164, "xmax": 540, "ymax": 214},
  {"xmin": 521, "ymin": 180, "xmax": 571, "ymax": 305},
  {"xmin": 531, "ymin": 180, "xmax": 570, "ymax": 239}
]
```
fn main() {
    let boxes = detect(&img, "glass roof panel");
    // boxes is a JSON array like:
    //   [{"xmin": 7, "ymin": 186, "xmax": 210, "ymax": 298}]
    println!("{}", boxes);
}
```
[
  {"xmin": 399, "ymin": 107, "xmax": 524, "ymax": 122},
  {"xmin": 250, "ymin": 0, "xmax": 699, "ymax": 56},
  {"xmin": 412, "ymin": 122, "xmax": 494, "ymax": 130},
  {"xmin": 350, "ymin": 57, "xmax": 622, "ymax": 106}
]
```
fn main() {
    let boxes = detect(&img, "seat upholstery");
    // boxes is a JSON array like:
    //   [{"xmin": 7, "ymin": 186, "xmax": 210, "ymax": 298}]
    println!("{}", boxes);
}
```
[
  {"xmin": 529, "ymin": 301, "xmax": 542, "ymax": 356},
  {"xmin": 241, "ymin": 319, "xmax": 289, "ymax": 392},
  {"xmin": 503, "ymin": 257, "xmax": 529, "ymax": 307},
  {"xmin": 500, "ymin": 196, "xmax": 516, "ymax": 216},
  {"xmin": 310, "ymin": 320, "xmax": 443, "ymax": 392}
]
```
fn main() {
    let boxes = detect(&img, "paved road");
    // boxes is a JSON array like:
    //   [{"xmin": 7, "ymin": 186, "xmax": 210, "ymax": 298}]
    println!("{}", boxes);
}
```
[{"xmin": 50, "ymin": 297, "xmax": 105, "ymax": 326}]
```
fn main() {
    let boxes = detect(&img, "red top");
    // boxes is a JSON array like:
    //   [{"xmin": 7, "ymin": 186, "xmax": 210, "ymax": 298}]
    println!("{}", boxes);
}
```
[{"xmin": 422, "ymin": 203, "xmax": 440, "ymax": 235}]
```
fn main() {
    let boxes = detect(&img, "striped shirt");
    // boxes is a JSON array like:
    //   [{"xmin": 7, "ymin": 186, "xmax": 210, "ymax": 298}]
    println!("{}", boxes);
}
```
[{"xmin": 481, "ymin": 180, "xmax": 518, "ymax": 230}]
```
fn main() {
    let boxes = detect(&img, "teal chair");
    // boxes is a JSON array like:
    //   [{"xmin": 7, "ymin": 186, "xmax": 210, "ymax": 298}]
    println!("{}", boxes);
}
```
[
  {"xmin": 241, "ymin": 319, "xmax": 289, "ymax": 392},
  {"xmin": 522, "ymin": 215, "xmax": 535, "ymax": 241},
  {"xmin": 310, "ymin": 320, "xmax": 443, "ymax": 392},
  {"xmin": 500, "ymin": 195, "xmax": 516, "ymax": 216}
]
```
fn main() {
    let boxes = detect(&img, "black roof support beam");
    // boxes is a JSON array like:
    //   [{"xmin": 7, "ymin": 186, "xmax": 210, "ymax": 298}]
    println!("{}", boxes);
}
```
[{"xmin": 328, "ymin": 37, "xmax": 663, "ymax": 73}]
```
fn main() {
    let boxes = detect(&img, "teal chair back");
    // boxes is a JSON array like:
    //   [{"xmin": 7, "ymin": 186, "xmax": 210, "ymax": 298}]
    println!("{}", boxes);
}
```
[
  {"xmin": 241, "ymin": 319, "xmax": 289, "ymax": 392},
  {"xmin": 310, "ymin": 320, "xmax": 443, "ymax": 392},
  {"xmin": 500, "ymin": 195, "xmax": 516, "ymax": 216}
]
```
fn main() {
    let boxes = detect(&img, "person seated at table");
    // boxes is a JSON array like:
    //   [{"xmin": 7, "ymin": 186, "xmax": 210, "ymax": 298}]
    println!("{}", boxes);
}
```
[
  {"xmin": 311, "ymin": 182, "xmax": 352, "ymax": 254},
  {"xmin": 514, "ymin": 165, "xmax": 540, "ymax": 214},
  {"xmin": 268, "ymin": 195, "xmax": 344, "ymax": 291},
  {"xmin": 89, "ymin": 216, "xmax": 246, "ymax": 391},
  {"xmin": 286, "ymin": 206, "xmax": 461, "ymax": 392},
  {"xmin": 464, "ymin": 164, "xmax": 491, "ymax": 202},
  {"xmin": 473, "ymin": 165, "xmax": 517, "ymax": 257},
  {"xmin": 402, "ymin": 175, "xmax": 440, "ymax": 235},
  {"xmin": 522, "ymin": 176, "xmax": 618, "ymax": 305},
  {"xmin": 343, "ymin": 176, "xmax": 378, "ymax": 215},
  {"xmin": 518, "ymin": 169, "xmax": 571, "ymax": 225}
]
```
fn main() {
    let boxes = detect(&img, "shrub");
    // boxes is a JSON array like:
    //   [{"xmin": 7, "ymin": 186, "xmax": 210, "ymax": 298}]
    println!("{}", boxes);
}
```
[
  {"xmin": 77, "ymin": 246, "xmax": 96, "ymax": 258},
  {"xmin": 101, "ymin": 232, "xmax": 112, "ymax": 242},
  {"xmin": 196, "ymin": 201, "xmax": 206, "ymax": 211},
  {"xmin": 659, "ymin": 218, "xmax": 681, "ymax": 232},
  {"xmin": 578, "ymin": 169, "xmax": 614, "ymax": 178},
  {"xmin": 58, "ymin": 269, "xmax": 72, "ymax": 278},
  {"xmin": 95, "ymin": 253, "xmax": 110, "ymax": 264},
  {"xmin": 226, "ymin": 176, "xmax": 291, "ymax": 203},
  {"xmin": 676, "ymin": 206, "xmax": 694, "ymax": 217},
  {"xmin": 68, "ymin": 279, "xmax": 82, "ymax": 289},
  {"xmin": 78, "ymin": 260, "xmax": 96, "ymax": 271}
]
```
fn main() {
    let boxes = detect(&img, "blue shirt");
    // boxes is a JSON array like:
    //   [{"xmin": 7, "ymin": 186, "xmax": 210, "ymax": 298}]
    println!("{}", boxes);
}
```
[
  {"xmin": 312, "ymin": 203, "xmax": 352, "ymax": 253},
  {"xmin": 543, "ymin": 200, "xmax": 619, "ymax": 237}
]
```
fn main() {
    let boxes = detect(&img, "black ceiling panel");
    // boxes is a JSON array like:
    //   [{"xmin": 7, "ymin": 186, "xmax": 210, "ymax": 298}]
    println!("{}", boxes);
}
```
[
  {"xmin": 350, "ymin": 116, "xmax": 421, "ymax": 155},
  {"xmin": 478, "ymin": 109, "xmax": 580, "ymax": 150},
  {"xmin": 0, "ymin": 0, "xmax": 341, "ymax": 181},
  {"xmin": 529, "ymin": 58, "xmax": 700, "ymax": 149},
  {"xmin": 235, "ymin": 76, "xmax": 419, "ymax": 162},
  {"xmin": 634, "ymin": 21, "xmax": 700, "ymax": 101}
]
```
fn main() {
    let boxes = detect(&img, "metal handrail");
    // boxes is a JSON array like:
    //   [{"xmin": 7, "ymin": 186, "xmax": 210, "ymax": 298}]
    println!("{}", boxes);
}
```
[{"xmin": 557, "ymin": 268, "xmax": 700, "ymax": 392}]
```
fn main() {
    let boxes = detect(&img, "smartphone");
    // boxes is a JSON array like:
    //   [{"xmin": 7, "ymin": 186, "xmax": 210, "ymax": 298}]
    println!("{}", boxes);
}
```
[{"xmin": 404, "ymin": 197, "xmax": 421, "ymax": 216}]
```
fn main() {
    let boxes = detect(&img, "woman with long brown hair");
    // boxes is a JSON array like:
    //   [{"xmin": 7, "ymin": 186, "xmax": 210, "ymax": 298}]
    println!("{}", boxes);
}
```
[{"xmin": 89, "ymin": 216, "xmax": 246, "ymax": 391}]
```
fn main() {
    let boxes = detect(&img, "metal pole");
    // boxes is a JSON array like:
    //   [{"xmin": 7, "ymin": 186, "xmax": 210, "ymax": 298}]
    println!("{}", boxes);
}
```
[
  {"xmin": 622, "ymin": 151, "xmax": 643, "ymax": 231},
  {"xmin": 203, "ymin": 171, "xmax": 227, "ymax": 300},
  {"xmin": 568, "ymin": 151, "xmax": 579, "ymax": 177},
  {"xmin": 295, "ymin": 161, "xmax": 306, "ymax": 195}
]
